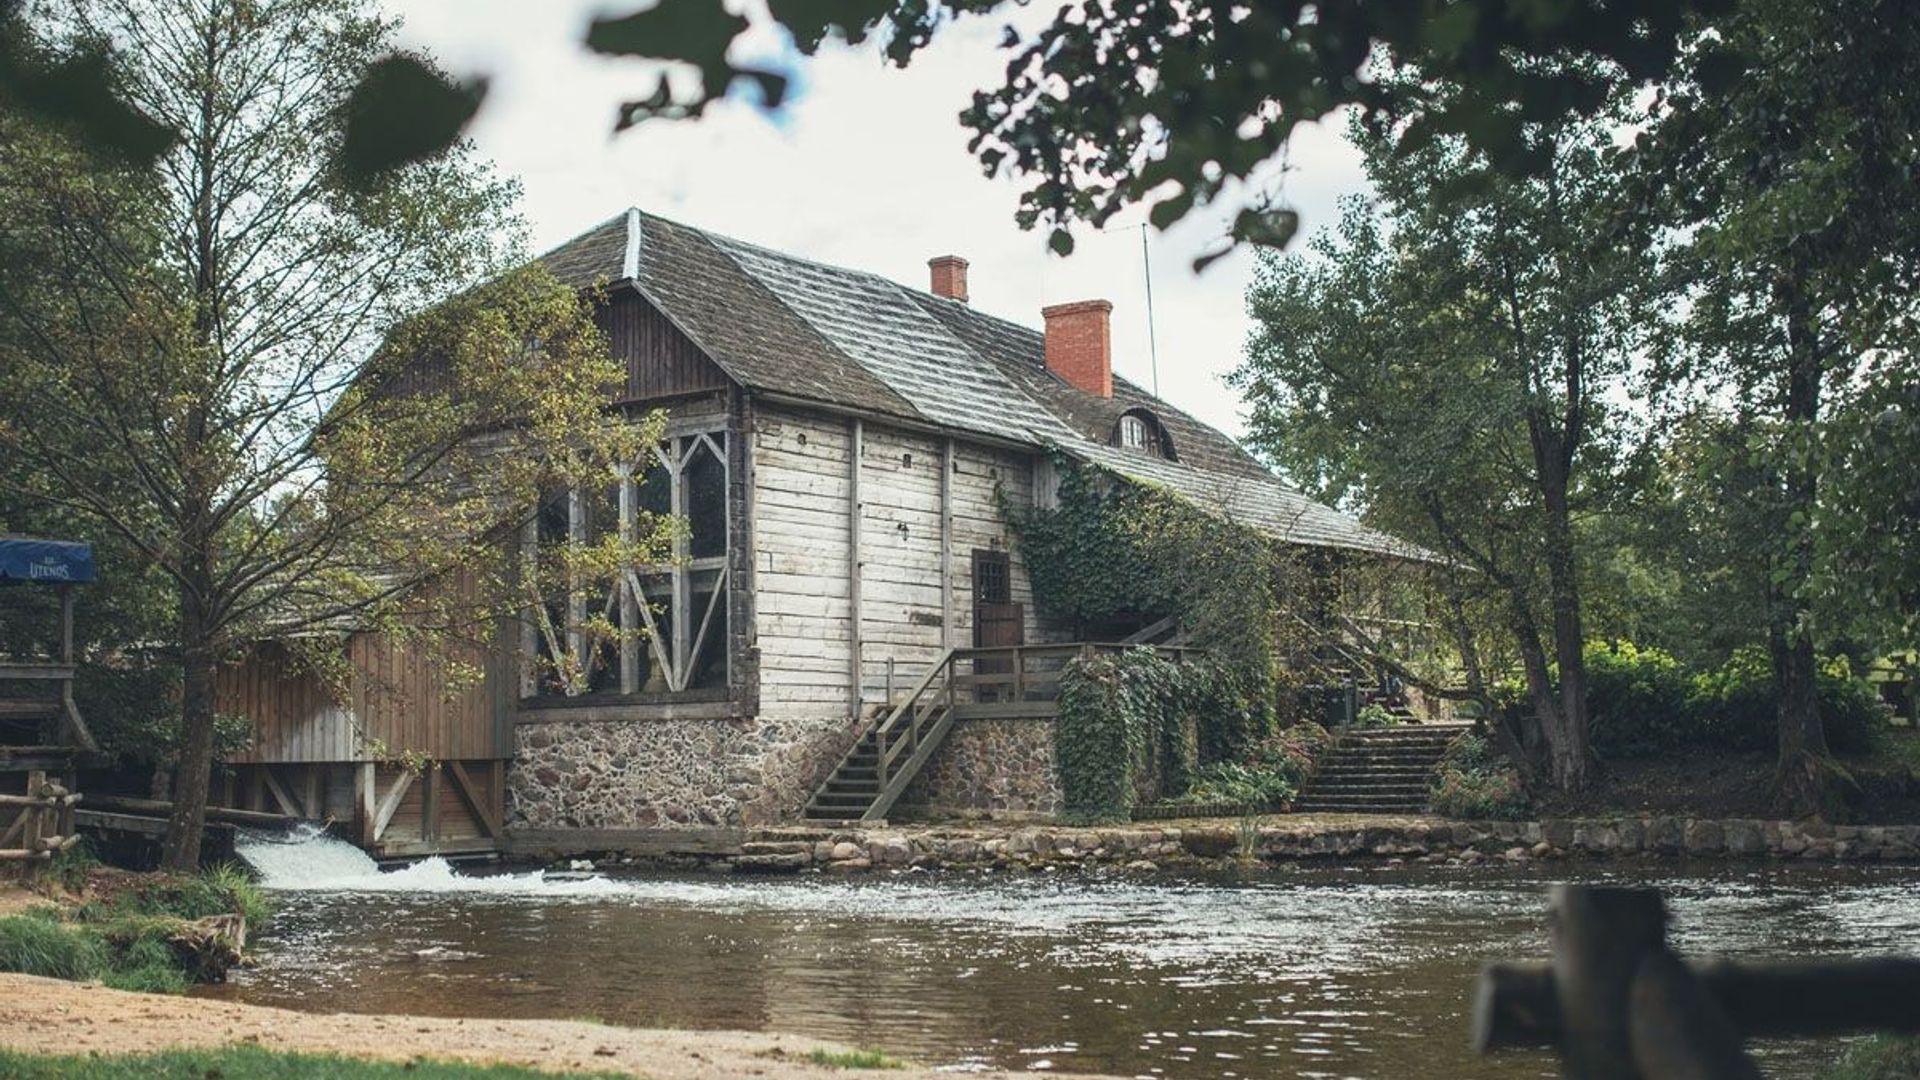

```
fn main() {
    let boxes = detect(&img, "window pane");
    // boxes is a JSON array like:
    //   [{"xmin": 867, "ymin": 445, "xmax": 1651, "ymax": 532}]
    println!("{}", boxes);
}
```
[{"xmin": 687, "ymin": 439, "xmax": 727, "ymax": 559}]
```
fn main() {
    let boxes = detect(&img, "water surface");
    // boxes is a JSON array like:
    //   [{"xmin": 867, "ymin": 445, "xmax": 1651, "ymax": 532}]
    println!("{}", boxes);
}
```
[{"xmin": 214, "ymin": 832, "xmax": 1920, "ymax": 1079}]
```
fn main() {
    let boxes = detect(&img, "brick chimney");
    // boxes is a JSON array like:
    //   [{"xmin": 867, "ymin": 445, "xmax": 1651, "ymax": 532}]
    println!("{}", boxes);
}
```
[
  {"xmin": 928, "ymin": 255, "xmax": 969, "ymax": 303},
  {"xmin": 1042, "ymin": 299, "xmax": 1113, "ymax": 398}
]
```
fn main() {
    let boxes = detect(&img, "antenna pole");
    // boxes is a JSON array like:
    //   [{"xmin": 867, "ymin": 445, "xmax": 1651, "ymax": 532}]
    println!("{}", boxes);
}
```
[{"xmin": 1141, "ymin": 223, "xmax": 1161, "ymax": 397}]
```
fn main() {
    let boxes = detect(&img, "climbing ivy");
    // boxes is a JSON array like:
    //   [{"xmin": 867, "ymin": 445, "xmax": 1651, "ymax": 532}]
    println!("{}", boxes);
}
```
[
  {"xmin": 1009, "ymin": 458, "xmax": 1304, "ymax": 761},
  {"xmin": 1055, "ymin": 650, "xmax": 1197, "ymax": 824}
]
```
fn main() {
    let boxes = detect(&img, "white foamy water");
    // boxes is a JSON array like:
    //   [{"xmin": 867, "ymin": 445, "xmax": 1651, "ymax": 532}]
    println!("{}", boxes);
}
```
[{"xmin": 236, "ymin": 824, "xmax": 626, "ymax": 897}]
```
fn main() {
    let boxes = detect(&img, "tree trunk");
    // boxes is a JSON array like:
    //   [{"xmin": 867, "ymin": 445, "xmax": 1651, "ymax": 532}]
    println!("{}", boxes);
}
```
[
  {"xmin": 160, "ymin": 556, "xmax": 216, "ymax": 870},
  {"xmin": 1540, "ymin": 470, "xmax": 1592, "ymax": 793},
  {"xmin": 1769, "ymin": 266, "xmax": 1832, "ymax": 819},
  {"xmin": 1507, "ymin": 599, "xmax": 1562, "ymax": 782}
]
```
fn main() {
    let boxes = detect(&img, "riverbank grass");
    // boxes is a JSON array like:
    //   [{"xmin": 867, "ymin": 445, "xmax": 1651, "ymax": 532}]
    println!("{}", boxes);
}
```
[
  {"xmin": 799, "ymin": 1048, "xmax": 909, "ymax": 1070},
  {"xmin": 0, "ymin": 850, "xmax": 268, "ymax": 992},
  {"xmin": 0, "ymin": 1046, "xmax": 626, "ymax": 1079}
]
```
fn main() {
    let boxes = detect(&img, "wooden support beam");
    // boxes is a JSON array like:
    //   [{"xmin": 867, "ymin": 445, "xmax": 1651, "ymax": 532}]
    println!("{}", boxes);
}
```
[
  {"xmin": 848, "ymin": 417, "xmax": 863, "ymax": 716},
  {"xmin": 446, "ymin": 761, "xmax": 501, "ymax": 838},
  {"xmin": 260, "ymin": 767, "xmax": 302, "ymax": 819},
  {"xmin": 302, "ymin": 765, "xmax": 321, "ymax": 820},
  {"xmin": 371, "ymin": 768, "xmax": 415, "ymax": 842},
  {"xmin": 356, "ymin": 762, "xmax": 376, "ymax": 846},
  {"xmin": 421, "ymin": 763, "xmax": 440, "ymax": 844}
]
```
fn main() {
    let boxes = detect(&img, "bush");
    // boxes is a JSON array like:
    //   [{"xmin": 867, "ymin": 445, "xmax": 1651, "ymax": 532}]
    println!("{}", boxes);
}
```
[
  {"xmin": 1579, "ymin": 641, "xmax": 1890, "ymax": 759},
  {"xmin": 1173, "ymin": 723, "xmax": 1330, "ymax": 807},
  {"xmin": 1430, "ymin": 733, "xmax": 1530, "ymax": 820},
  {"xmin": 1352, "ymin": 702, "xmax": 1400, "ymax": 729},
  {"xmin": 1585, "ymin": 641, "xmax": 1693, "ymax": 758}
]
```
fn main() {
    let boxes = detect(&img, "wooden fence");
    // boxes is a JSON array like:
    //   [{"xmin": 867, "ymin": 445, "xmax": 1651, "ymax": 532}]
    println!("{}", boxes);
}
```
[
  {"xmin": 1476, "ymin": 885, "xmax": 1920, "ymax": 1078},
  {"xmin": 0, "ymin": 770, "xmax": 81, "ymax": 866}
]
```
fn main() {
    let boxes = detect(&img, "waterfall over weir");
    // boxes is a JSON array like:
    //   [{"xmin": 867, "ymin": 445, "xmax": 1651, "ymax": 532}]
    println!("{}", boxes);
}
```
[{"xmin": 234, "ymin": 824, "xmax": 620, "ymax": 896}]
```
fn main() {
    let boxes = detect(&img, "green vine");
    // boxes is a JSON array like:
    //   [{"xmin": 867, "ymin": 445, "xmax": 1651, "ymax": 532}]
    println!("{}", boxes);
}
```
[
  {"xmin": 1009, "ymin": 457, "xmax": 1294, "ymax": 760},
  {"xmin": 1055, "ymin": 650, "xmax": 1197, "ymax": 823}
]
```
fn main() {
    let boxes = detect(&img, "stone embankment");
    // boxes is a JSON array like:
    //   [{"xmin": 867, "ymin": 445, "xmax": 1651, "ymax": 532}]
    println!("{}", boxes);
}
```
[{"xmin": 692, "ymin": 814, "xmax": 1920, "ymax": 875}]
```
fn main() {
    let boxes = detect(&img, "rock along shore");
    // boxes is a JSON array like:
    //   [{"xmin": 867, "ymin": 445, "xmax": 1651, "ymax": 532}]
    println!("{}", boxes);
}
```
[{"xmin": 554, "ymin": 813, "xmax": 1920, "ymax": 875}]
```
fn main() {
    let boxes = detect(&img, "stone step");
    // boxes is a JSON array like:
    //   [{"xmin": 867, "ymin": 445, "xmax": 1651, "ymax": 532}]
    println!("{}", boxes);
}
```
[
  {"xmin": 1296, "ymin": 793, "xmax": 1430, "ymax": 806},
  {"xmin": 1308, "ymin": 783, "xmax": 1430, "ymax": 795}
]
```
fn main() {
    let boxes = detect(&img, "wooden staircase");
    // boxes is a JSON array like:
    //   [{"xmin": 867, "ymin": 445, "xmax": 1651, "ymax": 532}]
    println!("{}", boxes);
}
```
[
  {"xmin": 804, "ymin": 649, "xmax": 960, "ymax": 824},
  {"xmin": 1293, "ymin": 722, "xmax": 1471, "ymax": 814}
]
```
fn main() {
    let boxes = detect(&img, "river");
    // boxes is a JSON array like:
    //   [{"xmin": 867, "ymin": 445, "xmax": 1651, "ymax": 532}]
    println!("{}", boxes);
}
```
[{"xmin": 212, "ymin": 827, "xmax": 1920, "ymax": 1079}]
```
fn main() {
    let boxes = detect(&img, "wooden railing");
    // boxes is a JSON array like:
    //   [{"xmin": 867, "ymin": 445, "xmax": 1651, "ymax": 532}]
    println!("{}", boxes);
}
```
[
  {"xmin": 854, "ymin": 642, "xmax": 1201, "ymax": 822},
  {"xmin": 1476, "ymin": 885, "xmax": 1920, "ymax": 1078},
  {"xmin": 0, "ymin": 773, "xmax": 82, "ymax": 865}
]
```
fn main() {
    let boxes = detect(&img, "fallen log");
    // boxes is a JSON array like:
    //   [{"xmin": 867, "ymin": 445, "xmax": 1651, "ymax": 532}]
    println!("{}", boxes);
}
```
[
  {"xmin": 167, "ymin": 914, "xmax": 248, "ymax": 983},
  {"xmin": 86, "ymin": 795, "xmax": 302, "ymax": 828}
]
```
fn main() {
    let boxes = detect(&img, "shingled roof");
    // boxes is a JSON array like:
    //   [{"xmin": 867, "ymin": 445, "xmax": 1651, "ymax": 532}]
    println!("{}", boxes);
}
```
[{"xmin": 538, "ymin": 208, "xmax": 1425, "ymax": 560}]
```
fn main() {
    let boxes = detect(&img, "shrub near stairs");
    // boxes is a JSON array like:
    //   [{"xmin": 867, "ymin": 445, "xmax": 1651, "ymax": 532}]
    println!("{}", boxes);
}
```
[{"xmin": 1429, "ymin": 732, "xmax": 1530, "ymax": 821}]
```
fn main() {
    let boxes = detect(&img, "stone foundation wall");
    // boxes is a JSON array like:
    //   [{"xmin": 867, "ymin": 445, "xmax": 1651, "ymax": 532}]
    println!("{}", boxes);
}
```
[
  {"xmin": 898, "ymin": 717, "xmax": 1061, "ymax": 817},
  {"xmin": 508, "ymin": 713, "xmax": 857, "ymax": 830}
]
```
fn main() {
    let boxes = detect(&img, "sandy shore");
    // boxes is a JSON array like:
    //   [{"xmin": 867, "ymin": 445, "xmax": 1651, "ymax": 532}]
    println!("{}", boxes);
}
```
[{"xmin": 0, "ymin": 973, "xmax": 1108, "ymax": 1079}]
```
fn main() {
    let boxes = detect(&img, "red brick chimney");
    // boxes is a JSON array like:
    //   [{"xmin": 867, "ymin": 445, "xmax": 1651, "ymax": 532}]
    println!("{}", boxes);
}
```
[
  {"xmin": 928, "ymin": 255, "xmax": 969, "ymax": 303},
  {"xmin": 1042, "ymin": 299, "xmax": 1113, "ymax": 398}
]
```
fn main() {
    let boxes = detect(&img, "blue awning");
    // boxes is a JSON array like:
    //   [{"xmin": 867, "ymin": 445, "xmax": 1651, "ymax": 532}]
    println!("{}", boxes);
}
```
[{"xmin": 0, "ymin": 538, "xmax": 95, "ymax": 584}]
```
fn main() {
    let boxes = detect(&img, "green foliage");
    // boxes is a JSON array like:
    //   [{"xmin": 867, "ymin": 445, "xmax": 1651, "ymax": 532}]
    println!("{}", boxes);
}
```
[
  {"xmin": 1826, "ymin": 1037, "xmax": 1920, "ymax": 1080},
  {"xmin": 0, "ymin": 866, "xmax": 269, "ymax": 994},
  {"xmin": 1352, "ymin": 703, "xmax": 1401, "ymax": 730},
  {"xmin": 1054, "ymin": 651, "xmax": 1195, "ymax": 824},
  {"xmin": 0, "ymin": 916, "xmax": 108, "ymax": 981},
  {"xmin": 0, "ymin": 1046, "xmax": 626, "ymax": 1079},
  {"xmin": 72, "ymin": 864, "xmax": 272, "ymax": 929},
  {"xmin": 1008, "ymin": 460, "xmax": 1276, "ymax": 680},
  {"xmin": 1430, "ymin": 733, "xmax": 1530, "ymax": 821},
  {"xmin": 1180, "ymin": 725, "xmax": 1330, "ymax": 807},
  {"xmin": 1580, "ymin": 642, "xmax": 1889, "ymax": 758}
]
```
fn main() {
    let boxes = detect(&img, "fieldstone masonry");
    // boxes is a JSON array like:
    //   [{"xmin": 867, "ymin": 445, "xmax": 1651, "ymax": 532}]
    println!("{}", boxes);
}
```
[
  {"xmin": 899, "ymin": 717, "xmax": 1062, "ymax": 817},
  {"xmin": 508, "ymin": 714, "xmax": 856, "ymax": 829}
]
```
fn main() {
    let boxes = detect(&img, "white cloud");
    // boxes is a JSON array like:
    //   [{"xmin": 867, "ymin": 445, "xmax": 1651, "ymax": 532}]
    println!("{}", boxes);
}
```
[{"xmin": 386, "ymin": 1, "xmax": 1369, "ymax": 439}]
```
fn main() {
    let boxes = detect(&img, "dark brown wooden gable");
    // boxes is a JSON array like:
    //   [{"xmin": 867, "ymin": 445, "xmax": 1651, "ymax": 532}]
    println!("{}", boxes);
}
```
[{"xmin": 597, "ymin": 288, "xmax": 732, "ymax": 402}]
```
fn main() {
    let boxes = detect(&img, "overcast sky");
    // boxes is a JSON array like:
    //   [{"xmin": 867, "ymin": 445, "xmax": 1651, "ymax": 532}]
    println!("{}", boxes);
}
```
[{"xmin": 385, "ymin": 2, "xmax": 1372, "ymax": 439}]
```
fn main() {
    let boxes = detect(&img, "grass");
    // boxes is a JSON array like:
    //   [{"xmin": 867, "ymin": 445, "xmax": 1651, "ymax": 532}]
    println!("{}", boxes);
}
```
[
  {"xmin": 799, "ymin": 1048, "xmax": 910, "ymax": 1070},
  {"xmin": 0, "ymin": 858, "xmax": 270, "ymax": 994},
  {"xmin": 0, "ymin": 1046, "xmax": 629, "ymax": 1079},
  {"xmin": 1826, "ymin": 1036, "xmax": 1920, "ymax": 1080}
]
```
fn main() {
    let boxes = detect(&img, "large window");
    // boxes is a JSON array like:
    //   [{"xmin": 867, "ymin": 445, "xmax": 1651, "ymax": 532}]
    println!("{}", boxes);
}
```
[{"xmin": 525, "ymin": 429, "xmax": 731, "ymax": 698}]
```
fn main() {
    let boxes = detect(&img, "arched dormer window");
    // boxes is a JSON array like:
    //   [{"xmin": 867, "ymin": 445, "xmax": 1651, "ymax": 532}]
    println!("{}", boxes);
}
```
[{"xmin": 1112, "ymin": 408, "xmax": 1176, "ymax": 460}]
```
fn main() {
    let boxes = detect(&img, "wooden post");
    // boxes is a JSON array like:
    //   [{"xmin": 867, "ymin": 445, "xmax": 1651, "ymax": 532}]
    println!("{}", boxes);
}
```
[
  {"xmin": 848, "ymin": 418, "xmax": 864, "ymax": 717},
  {"xmin": 1013, "ymin": 646, "xmax": 1026, "ymax": 702},
  {"xmin": 617, "ymin": 462, "xmax": 640, "ymax": 695},
  {"xmin": 1548, "ymin": 885, "xmax": 1670, "ymax": 1080},
  {"xmin": 58, "ymin": 586, "xmax": 73, "ymax": 665},
  {"xmin": 567, "ymin": 487, "xmax": 588, "ymax": 687},
  {"xmin": 302, "ymin": 765, "xmax": 320, "ymax": 820},
  {"xmin": 519, "ymin": 519, "xmax": 539, "ymax": 699},
  {"xmin": 421, "ymin": 763, "xmax": 440, "ymax": 844},
  {"xmin": 356, "ymin": 762, "xmax": 376, "ymax": 846},
  {"xmin": 21, "ymin": 770, "xmax": 44, "ymax": 869},
  {"xmin": 940, "ymin": 437, "xmax": 954, "ymax": 650}
]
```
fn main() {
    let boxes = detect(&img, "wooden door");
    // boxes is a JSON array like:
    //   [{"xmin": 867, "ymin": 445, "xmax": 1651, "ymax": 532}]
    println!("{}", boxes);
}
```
[{"xmin": 971, "ymin": 550, "xmax": 1023, "ymax": 701}]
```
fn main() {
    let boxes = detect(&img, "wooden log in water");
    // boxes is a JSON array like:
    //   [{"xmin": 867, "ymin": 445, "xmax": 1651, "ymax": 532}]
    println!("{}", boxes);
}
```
[{"xmin": 1477, "ymin": 957, "xmax": 1920, "ymax": 1050}]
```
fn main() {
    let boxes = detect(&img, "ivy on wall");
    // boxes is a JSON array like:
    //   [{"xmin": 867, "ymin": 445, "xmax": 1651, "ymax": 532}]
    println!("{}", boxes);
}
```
[{"xmin": 1055, "ymin": 650, "xmax": 1197, "ymax": 823}]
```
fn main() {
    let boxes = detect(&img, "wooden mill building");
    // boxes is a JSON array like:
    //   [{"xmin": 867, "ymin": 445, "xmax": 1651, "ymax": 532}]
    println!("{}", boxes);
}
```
[{"xmin": 214, "ymin": 209, "xmax": 1418, "ymax": 857}]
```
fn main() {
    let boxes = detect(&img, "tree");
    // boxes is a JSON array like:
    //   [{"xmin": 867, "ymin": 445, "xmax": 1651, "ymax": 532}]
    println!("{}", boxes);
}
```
[
  {"xmin": 0, "ymin": 0, "xmax": 642, "ymax": 868},
  {"xmin": 1234, "ymin": 104, "xmax": 1658, "ymax": 792},
  {"xmin": 3, "ymin": 1, "xmax": 1732, "ymax": 252},
  {"xmin": 1635, "ymin": 0, "xmax": 1920, "ymax": 814}
]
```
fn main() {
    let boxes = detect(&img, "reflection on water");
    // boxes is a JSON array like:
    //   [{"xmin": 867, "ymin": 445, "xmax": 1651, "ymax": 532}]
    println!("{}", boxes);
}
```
[{"xmin": 206, "ymin": 858, "xmax": 1920, "ymax": 1079}]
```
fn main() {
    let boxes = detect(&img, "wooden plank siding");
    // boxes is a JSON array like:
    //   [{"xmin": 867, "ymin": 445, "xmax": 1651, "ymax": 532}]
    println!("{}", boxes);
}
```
[
  {"xmin": 749, "ymin": 402, "xmax": 1064, "ymax": 721},
  {"xmin": 598, "ymin": 288, "xmax": 731, "ymax": 402}
]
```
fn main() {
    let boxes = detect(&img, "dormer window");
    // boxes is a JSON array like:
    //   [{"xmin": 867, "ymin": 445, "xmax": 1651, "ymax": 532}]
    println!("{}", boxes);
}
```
[{"xmin": 1113, "ymin": 408, "xmax": 1175, "ymax": 460}]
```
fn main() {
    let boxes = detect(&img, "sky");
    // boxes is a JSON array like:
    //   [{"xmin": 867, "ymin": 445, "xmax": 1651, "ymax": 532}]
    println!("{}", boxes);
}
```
[{"xmin": 385, "ymin": 2, "xmax": 1372, "ymax": 440}]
